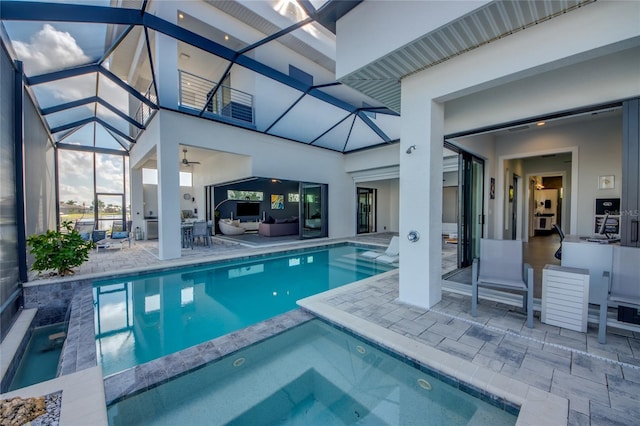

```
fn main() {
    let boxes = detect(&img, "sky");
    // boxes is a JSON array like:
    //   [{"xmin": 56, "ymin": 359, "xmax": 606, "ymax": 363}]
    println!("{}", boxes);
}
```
[{"xmin": 4, "ymin": 19, "xmax": 134, "ymax": 207}]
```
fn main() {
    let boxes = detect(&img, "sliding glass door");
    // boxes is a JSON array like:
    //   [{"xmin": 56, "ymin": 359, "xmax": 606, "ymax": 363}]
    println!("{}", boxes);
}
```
[
  {"xmin": 447, "ymin": 143, "xmax": 484, "ymax": 269},
  {"xmin": 300, "ymin": 182, "xmax": 327, "ymax": 239}
]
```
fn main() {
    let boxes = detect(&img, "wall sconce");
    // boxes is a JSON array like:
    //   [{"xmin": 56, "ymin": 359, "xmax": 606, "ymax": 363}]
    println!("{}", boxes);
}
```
[{"xmin": 406, "ymin": 145, "xmax": 417, "ymax": 154}]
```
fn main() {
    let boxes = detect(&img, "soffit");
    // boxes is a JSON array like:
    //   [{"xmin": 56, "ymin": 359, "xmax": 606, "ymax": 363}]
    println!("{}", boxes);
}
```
[
  {"xmin": 205, "ymin": 0, "xmax": 336, "ymax": 71},
  {"xmin": 339, "ymin": 0, "xmax": 596, "ymax": 113}
]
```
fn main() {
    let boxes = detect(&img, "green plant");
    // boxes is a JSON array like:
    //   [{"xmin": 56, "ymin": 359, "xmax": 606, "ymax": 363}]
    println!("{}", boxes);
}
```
[{"xmin": 26, "ymin": 220, "xmax": 95, "ymax": 276}]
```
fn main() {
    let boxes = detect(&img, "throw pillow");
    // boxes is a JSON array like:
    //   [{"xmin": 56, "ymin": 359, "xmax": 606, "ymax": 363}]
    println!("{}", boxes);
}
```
[{"xmin": 112, "ymin": 231, "xmax": 129, "ymax": 239}]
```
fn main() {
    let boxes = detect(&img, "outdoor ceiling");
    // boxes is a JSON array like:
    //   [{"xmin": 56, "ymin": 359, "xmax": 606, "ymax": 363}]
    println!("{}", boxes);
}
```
[{"xmin": 1, "ymin": 0, "xmax": 402, "ymax": 154}]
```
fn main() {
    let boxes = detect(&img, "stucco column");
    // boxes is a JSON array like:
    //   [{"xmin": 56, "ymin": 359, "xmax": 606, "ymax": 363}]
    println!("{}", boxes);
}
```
[
  {"xmin": 130, "ymin": 167, "xmax": 144, "ymax": 238},
  {"xmin": 154, "ymin": 2, "xmax": 179, "ymax": 109},
  {"xmin": 398, "ymin": 76, "xmax": 444, "ymax": 309},
  {"xmin": 156, "ymin": 137, "xmax": 181, "ymax": 260}
]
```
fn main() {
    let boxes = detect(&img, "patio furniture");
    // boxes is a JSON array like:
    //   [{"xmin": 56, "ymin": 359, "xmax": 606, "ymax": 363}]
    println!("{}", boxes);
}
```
[
  {"xmin": 94, "ymin": 230, "xmax": 131, "ymax": 251},
  {"xmin": 74, "ymin": 220, "xmax": 94, "ymax": 241},
  {"xmin": 361, "ymin": 236, "xmax": 399, "ymax": 263},
  {"xmin": 598, "ymin": 245, "xmax": 640, "ymax": 343},
  {"xmin": 219, "ymin": 219, "xmax": 245, "ymax": 235},
  {"xmin": 191, "ymin": 221, "xmax": 210, "ymax": 247},
  {"xmin": 472, "ymin": 239, "xmax": 534, "ymax": 328}
]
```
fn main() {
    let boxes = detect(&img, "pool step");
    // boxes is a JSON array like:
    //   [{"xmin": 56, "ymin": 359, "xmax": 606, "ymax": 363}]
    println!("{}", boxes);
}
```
[
  {"xmin": 48, "ymin": 332, "xmax": 66, "ymax": 341},
  {"xmin": 331, "ymin": 253, "xmax": 393, "ymax": 275}
]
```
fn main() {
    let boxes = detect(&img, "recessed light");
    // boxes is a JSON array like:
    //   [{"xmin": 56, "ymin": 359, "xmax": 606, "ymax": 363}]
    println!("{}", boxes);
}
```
[
  {"xmin": 224, "ymin": 34, "xmax": 230, "ymax": 41},
  {"xmin": 178, "ymin": 13, "xmax": 184, "ymax": 19},
  {"xmin": 537, "ymin": 121, "xmax": 546, "ymax": 126}
]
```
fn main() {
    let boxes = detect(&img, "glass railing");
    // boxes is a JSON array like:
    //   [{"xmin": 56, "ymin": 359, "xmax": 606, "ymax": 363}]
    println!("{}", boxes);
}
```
[{"xmin": 178, "ymin": 70, "xmax": 254, "ymax": 125}]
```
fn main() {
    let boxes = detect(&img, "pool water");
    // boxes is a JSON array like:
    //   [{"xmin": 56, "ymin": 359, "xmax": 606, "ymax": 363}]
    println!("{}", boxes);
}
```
[
  {"xmin": 107, "ymin": 320, "xmax": 517, "ymax": 425},
  {"xmin": 94, "ymin": 244, "xmax": 395, "ymax": 376},
  {"xmin": 8, "ymin": 323, "xmax": 66, "ymax": 391}
]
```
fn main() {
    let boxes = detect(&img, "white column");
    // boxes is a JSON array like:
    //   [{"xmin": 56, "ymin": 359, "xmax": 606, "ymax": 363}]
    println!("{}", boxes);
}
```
[
  {"xmin": 398, "ymin": 76, "xmax": 444, "ymax": 309},
  {"xmin": 156, "ymin": 137, "xmax": 181, "ymax": 259},
  {"xmin": 130, "ymin": 167, "xmax": 144, "ymax": 236},
  {"xmin": 154, "ymin": 2, "xmax": 179, "ymax": 109}
]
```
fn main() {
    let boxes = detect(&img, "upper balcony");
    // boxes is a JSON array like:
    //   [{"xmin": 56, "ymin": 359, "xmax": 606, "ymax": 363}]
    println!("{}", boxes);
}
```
[{"xmin": 178, "ymin": 70, "xmax": 255, "ymax": 127}]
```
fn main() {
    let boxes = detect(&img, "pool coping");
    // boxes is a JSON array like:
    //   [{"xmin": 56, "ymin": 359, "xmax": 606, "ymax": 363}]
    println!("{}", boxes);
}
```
[
  {"xmin": 297, "ymin": 276, "xmax": 569, "ymax": 426},
  {"xmin": 0, "ymin": 309, "xmax": 37, "ymax": 391},
  {"xmin": 23, "ymin": 238, "xmax": 382, "ymax": 288}
]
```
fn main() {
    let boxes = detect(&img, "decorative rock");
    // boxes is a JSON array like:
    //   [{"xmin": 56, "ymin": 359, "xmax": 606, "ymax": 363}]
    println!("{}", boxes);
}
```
[
  {"xmin": 0, "ymin": 396, "xmax": 46, "ymax": 426},
  {"xmin": 0, "ymin": 392, "xmax": 62, "ymax": 426}
]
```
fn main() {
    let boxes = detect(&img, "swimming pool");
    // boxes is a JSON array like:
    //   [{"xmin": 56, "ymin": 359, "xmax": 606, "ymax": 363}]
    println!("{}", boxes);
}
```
[
  {"xmin": 7, "ymin": 323, "xmax": 66, "ymax": 391},
  {"xmin": 94, "ymin": 243, "xmax": 395, "ymax": 376},
  {"xmin": 107, "ymin": 319, "xmax": 517, "ymax": 425}
]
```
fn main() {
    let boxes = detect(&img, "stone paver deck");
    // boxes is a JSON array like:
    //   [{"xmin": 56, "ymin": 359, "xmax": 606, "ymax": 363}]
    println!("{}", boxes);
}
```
[{"xmin": 301, "ymin": 270, "xmax": 640, "ymax": 426}]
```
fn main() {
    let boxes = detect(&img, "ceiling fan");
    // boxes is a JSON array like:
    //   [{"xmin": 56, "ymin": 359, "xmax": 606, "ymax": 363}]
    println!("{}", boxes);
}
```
[{"xmin": 181, "ymin": 148, "xmax": 200, "ymax": 166}]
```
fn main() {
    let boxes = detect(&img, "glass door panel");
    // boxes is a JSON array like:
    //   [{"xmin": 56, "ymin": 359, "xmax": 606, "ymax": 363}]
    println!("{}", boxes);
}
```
[
  {"xmin": 471, "ymin": 157, "xmax": 485, "ymax": 260},
  {"xmin": 95, "ymin": 193, "xmax": 126, "ymax": 233},
  {"xmin": 301, "ymin": 183, "xmax": 327, "ymax": 239},
  {"xmin": 453, "ymin": 146, "xmax": 484, "ymax": 268}
]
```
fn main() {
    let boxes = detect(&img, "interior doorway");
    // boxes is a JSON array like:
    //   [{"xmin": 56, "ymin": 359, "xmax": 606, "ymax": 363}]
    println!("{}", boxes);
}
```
[
  {"xmin": 529, "ymin": 174, "xmax": 564, "ymax": 238},
  {"xmin": 356, "ymin": 187, "xmax": 377, "ymax": 234}
]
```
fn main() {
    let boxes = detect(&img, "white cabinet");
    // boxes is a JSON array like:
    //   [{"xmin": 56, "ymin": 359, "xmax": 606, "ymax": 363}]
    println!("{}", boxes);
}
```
[{"xmin": 542, "ymin": 265, "xmax": 590, "ymax": 332}]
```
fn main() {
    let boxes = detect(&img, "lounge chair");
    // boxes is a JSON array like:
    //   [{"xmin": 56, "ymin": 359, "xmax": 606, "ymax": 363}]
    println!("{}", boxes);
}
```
[
  {"xmin": 94, "ymin": 229, "xmax": 131, "ymax": 251},
  {"xmin": 472, "ymin": 238, "xmax": 534, "ymax": 328},
  {"xmin": 219, "ymin": 219, "xmax": 245, "ymax": 235},
  {"xmin": 74, "ymin": 220, "xmax": 94, "ymax": 241},
  {"xmin": 361, "ymin": 236, "xmax": 400, "ymax": 263}
]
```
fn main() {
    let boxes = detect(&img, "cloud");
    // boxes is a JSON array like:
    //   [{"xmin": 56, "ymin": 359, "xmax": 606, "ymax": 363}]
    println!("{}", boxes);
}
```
[
  {"xmin": 57, "ymin": 148, "xmax": 130, "ymax": 206},
  {"xmin": 13, "ymin": 24, "xmax": 90, "ymax": 75}
]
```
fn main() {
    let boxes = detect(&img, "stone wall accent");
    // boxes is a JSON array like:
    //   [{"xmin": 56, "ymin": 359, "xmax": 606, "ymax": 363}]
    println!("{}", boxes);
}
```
[{"xmin": 58, "ymin": 286, "xmax": 97, "ymax": 376}]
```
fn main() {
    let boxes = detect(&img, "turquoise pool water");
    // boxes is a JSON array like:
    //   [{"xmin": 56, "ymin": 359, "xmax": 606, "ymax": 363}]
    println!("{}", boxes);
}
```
[
  {"xmin": 107, "ymin": 319, "xmax": 518, "ymax": 425},
  {"xmin": 8, "ymin": 323, "xmax": 66, "ymax": 391},
  {"xmin": 94, "ymin": 244, "xmax": 395, "ymax": 376}
]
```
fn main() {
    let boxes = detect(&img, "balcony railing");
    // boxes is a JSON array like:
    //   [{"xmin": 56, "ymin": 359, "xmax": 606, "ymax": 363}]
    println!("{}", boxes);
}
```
[{"xmin": 179, "ymin": 70, "xmax": 255, "ymax": 125}]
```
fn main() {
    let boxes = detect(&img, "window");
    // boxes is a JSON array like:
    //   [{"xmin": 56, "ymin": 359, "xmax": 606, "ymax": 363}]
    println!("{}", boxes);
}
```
[
  {"xmin": 362, "ymin": 102, "xmax": 376, "ymax": 119},
  {"xmin": 180, "ymin": 171, "xmax": 192, "ymax": 187},
  {"xmin": 289, "ymin": 65, "xmax": 313, "ymax": 86},
  {"xmin": 142, "ymin": 168, "xmax": 157, "ymax": 185},
  {"xmin": 142, "ymin": 168, "xmax": 192, "ymax": 187}
]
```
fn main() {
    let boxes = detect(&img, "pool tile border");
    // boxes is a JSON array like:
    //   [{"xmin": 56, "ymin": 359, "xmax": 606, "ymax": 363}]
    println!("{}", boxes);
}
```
[
  {"xmin": 297, "ymin": 277, "xmax": 569, "ymax": 426},
  {"xmin": 103, "ymin": 309, "xmax": 315, "ymax": 405}
]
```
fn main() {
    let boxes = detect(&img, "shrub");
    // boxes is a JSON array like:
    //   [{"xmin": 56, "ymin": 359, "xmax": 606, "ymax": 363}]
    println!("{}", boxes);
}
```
[{"xmin": 26, "ymin": 221, "xmax": 95, "ymax": 276}]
